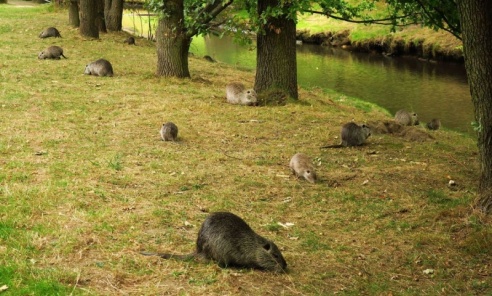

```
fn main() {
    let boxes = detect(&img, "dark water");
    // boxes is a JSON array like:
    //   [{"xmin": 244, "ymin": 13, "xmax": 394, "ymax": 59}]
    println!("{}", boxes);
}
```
[{"xmin": 190, "ymin": 36, "xmax": 474, "ymax": 135}]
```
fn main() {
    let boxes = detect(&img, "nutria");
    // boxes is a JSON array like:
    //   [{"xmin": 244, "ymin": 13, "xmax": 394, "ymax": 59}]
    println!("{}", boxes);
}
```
[
  {"xmin": 226, "ymin": 82, "xmax": 258, "ymax": 106},
  {"xmin": 395, "ymin": 109, "xmax": 419, "ymax": 126},
  {"xmin": 289, "ymin": 153, "xmax": 317, "ymax": 183},
  {"xmin": 426, "ymin": 118, "xmax": 441, "ymax": 130},
  {"xmin": 321, "ymin": 122, "xmax": 371, "ymax": 148},
  {"xmin": 38, "ymin": 46, "xmax": 67, "ymax": 60},
  {"xmin": 39, "ymin": 27, "xmax": 61, "ymax": 38},
  {"xmin": 124, "ymin": 36, "xmax": 135, "ymax": 45},
  {"xmin": 141, "ymin": 212, "xmax": 287, "ymax": 273},
  {"xmin": 84, "ymin": 59, "xmax": 113, "ymax": 77},
  {"xmin": 203, "ymin": 55, "xmax": 216, "ymax": 63},
  {"xmin": 160, "ymin": 122, "xmax": 178, "ymax": 141}
]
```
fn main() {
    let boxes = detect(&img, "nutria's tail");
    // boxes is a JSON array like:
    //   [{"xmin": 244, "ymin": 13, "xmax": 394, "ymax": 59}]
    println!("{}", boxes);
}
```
[
  {"xmin": 140, "ymin": 251, "xmax": 195, "ymax": 261},
  {"xmin": 320, "ymin": 144, "xmax": 344, "ymax": 149},
  {"xmin": 61, "ymin": 54, "xmax": 67, "ymax": 59}
]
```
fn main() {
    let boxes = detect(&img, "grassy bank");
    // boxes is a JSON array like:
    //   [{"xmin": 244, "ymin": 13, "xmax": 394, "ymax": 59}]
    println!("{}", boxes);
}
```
[
  {"xmin": 297, "ymin": 9, "xmax": 463, "ymax": 61},
  {"xmin": 1, "ymin": 3, "xmax": 491, "ymax": 295}
]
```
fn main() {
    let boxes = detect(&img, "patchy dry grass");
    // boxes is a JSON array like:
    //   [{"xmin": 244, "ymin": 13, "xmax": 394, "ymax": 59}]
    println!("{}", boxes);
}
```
[{"xmin": 1, "ymin": 3, "xmax": 491, "ymax": 296}]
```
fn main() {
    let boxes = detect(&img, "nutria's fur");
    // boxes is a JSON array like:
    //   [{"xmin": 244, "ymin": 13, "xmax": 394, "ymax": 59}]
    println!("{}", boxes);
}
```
[
  {"xmin": 39, "ymin": 27, "xmax": 61, "ymax": 38},
  {"xmin": 160, "ymin": 122, "xmax": 178, "ymax": 141},
  {"xmin": 141, "ymin": 212, "xmax": 287, "ymax": 273},
  {"xmin": 84, "ymin": 59, "xmax": 114, "ymax": 77},
  {"xmin": 289, "ymin": 153, "xmax": 317, "ymax": 183},
  {"xmin": 365, "ymin": 120, "xmax": 404, "ymax": 134},
  {"xmin": 38, "ymin": 46, "xmax": 66, "ymax": 60},
  {"xmin": 226, "ymin": 82, "xmax": 258, "ymax": 106},
  {"xmin": 124, "ymin": 37, "xmax": 135, "ymax": 45},
  {"xmin": 203, "ymin": 55, "xmax": 216, "ymax": 63},
  {"xmin": 426, "ymin": 118, "xmax": 441, "ymax": 130},
  {"xmin": 395, "ymin": 109, "xmax": 419, "ymax": 126},
  {"xmin": 322, "ymin": 122, "xmax": 371, "ymax": 148}
]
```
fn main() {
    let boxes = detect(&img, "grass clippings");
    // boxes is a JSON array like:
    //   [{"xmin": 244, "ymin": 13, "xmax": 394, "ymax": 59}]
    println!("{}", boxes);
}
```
[{"xmin": 0, "ymin": 3, "xmax": 490, "ymax": 296}]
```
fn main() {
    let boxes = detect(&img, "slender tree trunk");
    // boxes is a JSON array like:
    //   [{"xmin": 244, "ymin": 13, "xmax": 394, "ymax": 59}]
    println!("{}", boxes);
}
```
[
  {"xmin": 457, "ymin": 0, "xmax": 492, "ymax": 214},
  {"xmin": 96, "ymin": 0, "xmax": 107, "ymax": 33},
  {"xmin": 68, "ymin": 0, "xmax": 80, "ymax": 27},
  {"xmin": 155, "ymin": 0, "xmax": 190, "ymax": 78},
  {"xmin": 255, "ymin": 0, "xmax": 298, "ymax": 99},
  {"xmin": 104, "ymin": 0, "xmax": 123, "ymax": 31},
  {"xmin": 80, "ymin": 0, "xmax": 99, "ymax": 38}
]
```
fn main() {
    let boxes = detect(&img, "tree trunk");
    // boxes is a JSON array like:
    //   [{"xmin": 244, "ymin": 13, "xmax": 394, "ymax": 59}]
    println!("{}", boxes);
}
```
[
  {"xmin": 104, "ymin": 0, "xmax": 123, "ymax": 31},
  {"xmin": 96, "ymin": 0, "xmax": 107, "ymax": 33},
  {"xmin": 68, "ymin": 0, "xmax": 80, "ymax": 27},
  {"xmin": 155, "ymin": 0, "xmax": 190, "ymax": 78},
  {"xmin": 255, "ymin": 0, "xmax": 298, "ymax": 99},
  {"xmin": 457, "ymin": 0, "xmax": 492, "ymax": 214},
  {"xmin": 80, "ymin": 0, "xmax": 99, "ymax": 38}
]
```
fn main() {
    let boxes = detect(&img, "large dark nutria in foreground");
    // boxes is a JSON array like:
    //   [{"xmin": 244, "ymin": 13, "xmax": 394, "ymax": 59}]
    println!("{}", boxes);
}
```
[
  {"xmin": 289, "ymin": 153, "xmax": 317, "ymax": 183},
  {"xmin": 38, "ymin": 46, "xmax": 66, "ymax": 60},
  {"xmin": 225, "ymin": 82, "xmax": 258, "ymax": 106},
  {"xmin": 141, "ymin": 212, "xmax": 288, "ymax": 273},
  {"xmin": 395, "ymin": 109, "xmax": 419, "ymax": 126},
  {"xmin": 84, "ymin": 59, "xmax": 114, "ymax": 77},
  {"xmin": 160, "ymin": 122, "xmax": 178, "ymax": 141},
  {"xmin": 39, "ymin": 27, "xmax": 62, "ymax": 38},
  {"xmin": 322, "ymin": 122, "xmax": 371, "ymax": 148}
]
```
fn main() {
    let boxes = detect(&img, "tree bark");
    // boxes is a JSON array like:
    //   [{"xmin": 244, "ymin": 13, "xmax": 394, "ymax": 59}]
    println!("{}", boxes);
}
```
[
  {"xmin": 80, "ymin": 0, "xmax": 99, "ymax": 38},
  {"xmin": 68, "ymin": 0, "xmax": 80, "ymax": 28},
  {"xmin": 155, "ymin": 0, "xmax": 191, "ymax": 78},
  {"xmin": 457, "ymin": 0, "xmax": 492, "ymax": 214},
  {"xmin": 96, "ymin": 0, "xmax": 107, "ymax": 33},
  {"xmin": 255, "ymin": 0, "xmax": 298, "ymax": 99},
  {"xmin": 104, "ymin": 0, "xmax": 123, "ymax": 31}
]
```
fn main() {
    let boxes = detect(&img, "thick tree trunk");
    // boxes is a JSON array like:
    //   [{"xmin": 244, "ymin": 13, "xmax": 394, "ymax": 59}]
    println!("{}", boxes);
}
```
[
  {"xmin": 255, "ymin": 0, "xmax": 298, "ymax": 99},
  {"xmin": 104, "ymin": 0, "xmax": 123, "ymax": 31},
  {"xmin": 457, "ymin": 0, "xmax": 492, "ymax": 214},
  {"xmin": 96, "ymin": 0, "xmax": 107, "ymax": 33},
  {"xmin": 155, "ymin": 0, "xmax": 190, "ymax": 78},
  {"xmin": 68, "ymin": 0, "xmax": 80, "ymax": 27},
  {"xmin": 80, "ymin": 0, "xmax": 99, "ymax": 38}
]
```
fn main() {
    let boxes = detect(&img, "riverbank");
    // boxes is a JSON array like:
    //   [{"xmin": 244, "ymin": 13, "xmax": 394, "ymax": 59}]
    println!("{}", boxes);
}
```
[
  {"xmin": 296, "ymin": 15, "xmax": 463, "ymax": 62},
  {"xmin": 1, "ymin": 4, "xmax": 490, "ymax": 296}
]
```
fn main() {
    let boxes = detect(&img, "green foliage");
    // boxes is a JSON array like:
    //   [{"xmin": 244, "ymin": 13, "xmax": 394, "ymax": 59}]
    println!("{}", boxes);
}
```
[
  {"xmin": 144, "ymin": 0, "xmax": 235, "ymax": 38},
  {"xmin": 384, "ymin": 0, "xmax": 460, "ymax": 38}
]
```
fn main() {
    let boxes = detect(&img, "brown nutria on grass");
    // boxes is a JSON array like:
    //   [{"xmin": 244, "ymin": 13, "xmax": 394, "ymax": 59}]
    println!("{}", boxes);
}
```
[
  {"xmin": 226, "ymin": 82, "xmax": 258, "ymax": 106},
  {"xmin": 141, "ymin": 212, "xmax": 287, "ymax": 273},
  {"xmin": 38, "ymin": 46, "xmax": 66, "ymax": 60},
  {"xmin": 322, "ymin": 122, "xmax": 371, "ymax": 148},
  {"xmin": 160, "ymin": 122, "xmax": 178, "ymax": 141},
  {"xmin": 39, "ymin": 27, "xmax": 61, "ymax": 38},
  {"xmin": 84, "ymin": 59, "xmax": 113, "ymax": 77},
  {"xmin": 124, "ymin": 36, "xmax": 135, "ymax": 45},
  {"xmin": 395, "ymin": 109, "xmax": 419, "ymax": 126},
  {"xmin": 426, "ymin": 118, "xmax": 441, "ymax": 130},
  {"xmin": 289, "ymin": 153, "xmax": 317, "ymax": 183}
]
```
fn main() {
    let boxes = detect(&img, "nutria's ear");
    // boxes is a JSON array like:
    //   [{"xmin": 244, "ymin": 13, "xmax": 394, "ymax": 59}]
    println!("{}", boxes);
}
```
[{"xmin": 263, "ymin": 243, "xmax": 271, "ymax": 251}]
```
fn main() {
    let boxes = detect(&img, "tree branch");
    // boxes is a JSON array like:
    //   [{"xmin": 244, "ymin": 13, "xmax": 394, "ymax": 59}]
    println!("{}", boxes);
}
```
[
  {"xmin": 413, "ymin": 0, "xmax": 461, "ymax": 39},
  {"xmin": 303, "ymin": 9, "xmax": 418, "ymax": 26},
  {"xmin": 186, "ymin": 0, "xmax": 234, "ymax": 38}
]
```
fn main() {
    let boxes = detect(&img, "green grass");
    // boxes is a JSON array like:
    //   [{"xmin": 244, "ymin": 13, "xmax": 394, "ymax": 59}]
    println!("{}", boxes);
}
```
[{"xmin": 0, "ymin": 3, "xmax": 489, "ymax": 295}]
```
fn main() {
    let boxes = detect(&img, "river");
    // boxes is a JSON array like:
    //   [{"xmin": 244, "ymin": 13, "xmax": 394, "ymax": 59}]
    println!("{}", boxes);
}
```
[{"xmin": 190, "ymin": 36, "xmax": 474, "ymax": 135}]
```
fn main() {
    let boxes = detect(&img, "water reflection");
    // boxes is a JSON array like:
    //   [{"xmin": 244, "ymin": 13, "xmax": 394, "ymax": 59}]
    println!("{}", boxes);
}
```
[{"xmin": 191, "ymin": 36, "xmax": 473, "ymax": 134}]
